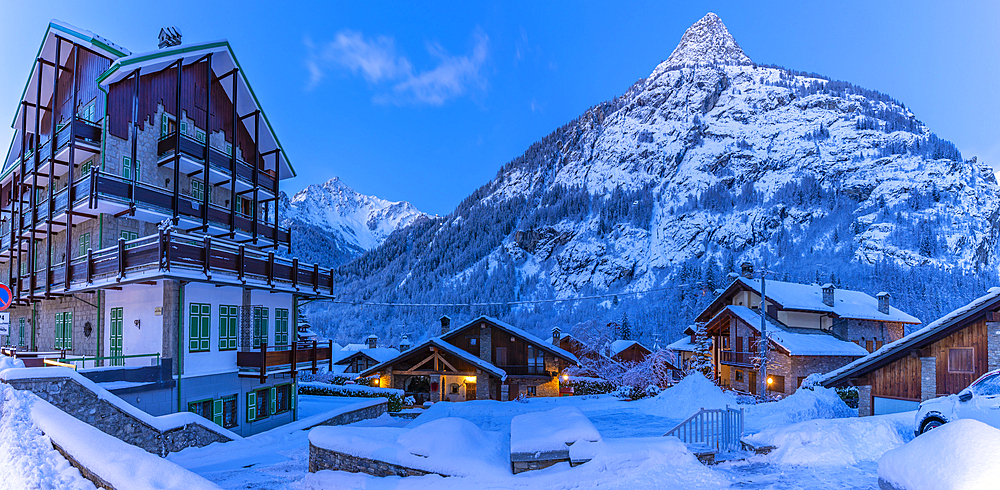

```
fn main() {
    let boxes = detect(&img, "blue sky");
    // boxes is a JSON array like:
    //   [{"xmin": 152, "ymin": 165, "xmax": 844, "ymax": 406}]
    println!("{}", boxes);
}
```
[{"xmin": 1, "ymin": 1, "xmax": 998, "ymax": 215}]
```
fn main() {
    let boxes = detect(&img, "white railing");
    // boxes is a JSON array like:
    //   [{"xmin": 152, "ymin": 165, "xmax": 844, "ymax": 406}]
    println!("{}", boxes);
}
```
[{"xmin": 664, "ymin": 405, "xmax": 744, "ymax": 452}]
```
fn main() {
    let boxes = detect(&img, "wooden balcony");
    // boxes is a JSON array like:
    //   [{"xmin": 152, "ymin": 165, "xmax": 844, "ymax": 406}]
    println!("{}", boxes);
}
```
[
  {"xmin": 156, "ymin": 133, "xmax": 278, "ymax": 196},
  {"xmin": 237, "ymin": 341, "xmax": 335, "ymax": 383},
  {"xmin": 11, "ymin": 118, "xmax": 102, "ymax": 177},
  {"xmin": 719, "ymin": 350, "xmax": 755, "ymax": 367}
]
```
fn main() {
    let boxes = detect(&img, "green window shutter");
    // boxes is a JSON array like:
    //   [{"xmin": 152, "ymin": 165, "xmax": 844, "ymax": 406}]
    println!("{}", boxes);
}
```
[
  {"xmin": 189, "ymin": 304, "xmax": 199, "ymax": 351},
  {"xmin": 219, "ymin": 305, "xmax": 227, "ymax": 349},
  {"xmin": 66, "ymin": 312, "xmax": 72, "ymax": 350},
  {"xmin": 123, "ymin": 156, "xmax": 131, "ymax": 180},
  {"xmin": 181, "ymin": 121, "xmax": 187, "ymax": 135},
  {"xmin": 291, "ymin": 384, "xmax": 296, "ymax": 411},
  {"xmin": 161, "ymin": 114, "xmax": 168, "ymax": 137},
  {"xmin": 269, "ymin": 387, "xmax": 276, "ymax": 416},
  {"xmin": 213, "ymin": 399, "xmax": 223, "ymax": 426},
  {"xmin": 247, "ymin": 392, "xmax": 256, "ymax": 422}
]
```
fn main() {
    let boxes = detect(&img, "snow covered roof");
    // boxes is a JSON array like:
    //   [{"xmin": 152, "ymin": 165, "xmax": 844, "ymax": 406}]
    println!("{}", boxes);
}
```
[
  {"xmin": 610, "ymin": 340, "xmax": 650, "ymax": 357},
  {"xmin": 549, "ymin": 332, "xmax": 573, "ymax": 345},
  {"xmin": 699, "ymin": 277, "xmax": 920, "ymax": 324},
  {"xmin": 357, "ymin": 337, "xmax": 507, "ymax": 380},
  {"xmin": 334, "ymin": 347, "xmax": 400, "ymax": 365},
  {"xmin": 667, "ymin": 335, "xmax": 697, "ymax": 353},
  {"xmin": 820, "ymin": 288, "xmax": 1000, "ymax": 388},
  {"xmin": 442, "ymin": 316, "xmax": 580, "ymax": 364},
  {"xmin": 713, "ymin": 306, "xmax": 870, "ymax": 357}
]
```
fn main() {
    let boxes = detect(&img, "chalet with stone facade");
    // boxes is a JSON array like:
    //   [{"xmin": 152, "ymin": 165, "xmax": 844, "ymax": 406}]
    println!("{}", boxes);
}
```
[
  {"xmin": 696, "ymin": 263, "xmax": 920, "ymax": 396},
  {"xmin": 333, "ymin": 335, "xmax": 399, "ymax": 374},
  {"xmin": 820, "ymin": 288, "xmax": 1000, "ymax": 416},
  {"xmin": 360, "ymin": 316, "xmax": 579, "ymax": 404},
  {"xmin": 0, "ymin": 21, "xmax": 338, "ymax": 436}
]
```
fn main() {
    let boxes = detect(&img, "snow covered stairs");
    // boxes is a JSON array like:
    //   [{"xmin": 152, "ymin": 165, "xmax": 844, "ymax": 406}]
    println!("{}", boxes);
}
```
[
  {"xmin": 664, "ymin": 406, "xmax": 745, "ymax": 464},
  {"xmin": 509, "ymin": 407, "xmax": 602, "ymax": 474}
]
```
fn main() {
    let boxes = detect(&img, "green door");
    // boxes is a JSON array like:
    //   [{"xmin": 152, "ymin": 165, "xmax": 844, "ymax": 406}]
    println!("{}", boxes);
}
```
[{"xmin": 110, "ymin": 307, "xmax": 124, "ymax": 366}]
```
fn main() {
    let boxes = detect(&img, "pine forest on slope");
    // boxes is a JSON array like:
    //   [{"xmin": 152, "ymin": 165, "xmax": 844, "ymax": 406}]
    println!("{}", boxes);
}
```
[{"xmin": 299, "ymin": 13, "xmax": 999, "ymax": 348}]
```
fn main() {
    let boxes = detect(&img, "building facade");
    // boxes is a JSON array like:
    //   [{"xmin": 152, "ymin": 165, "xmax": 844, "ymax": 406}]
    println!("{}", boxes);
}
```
[{"xmin": 0, "ymin": 22, "xmax": 335, "ymax": 436}]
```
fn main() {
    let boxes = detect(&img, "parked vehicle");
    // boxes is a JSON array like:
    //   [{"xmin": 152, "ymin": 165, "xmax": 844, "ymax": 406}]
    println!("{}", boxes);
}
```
[{"xmin": 915, "ymin": 368, "xmax": 1000, "ymax": 436}]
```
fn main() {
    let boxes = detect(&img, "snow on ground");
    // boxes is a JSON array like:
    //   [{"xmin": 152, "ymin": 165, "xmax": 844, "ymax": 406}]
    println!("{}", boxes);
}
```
[
  {"xmin": 510, "ymin": 406, "xmax": 600, "ymax": 454},
  {"xmin": 878, "ymin": 418, "xmax": 1000, "ymax": 490},
  {"xmin": 0, "ymin": 384, "xmax": 96, "ymax": 490}
]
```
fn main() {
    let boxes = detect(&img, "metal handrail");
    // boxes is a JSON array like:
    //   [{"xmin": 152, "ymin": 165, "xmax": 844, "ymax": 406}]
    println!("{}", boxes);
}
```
[{"xmin": 61, "ymin": 352, "xmax": 161, "ymax": 369}]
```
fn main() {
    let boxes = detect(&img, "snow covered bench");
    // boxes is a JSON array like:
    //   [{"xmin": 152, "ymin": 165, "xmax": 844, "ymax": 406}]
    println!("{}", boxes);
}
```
[{"xmin": 509, "ymin": 407, "xmax": 602, "ymax": 473}]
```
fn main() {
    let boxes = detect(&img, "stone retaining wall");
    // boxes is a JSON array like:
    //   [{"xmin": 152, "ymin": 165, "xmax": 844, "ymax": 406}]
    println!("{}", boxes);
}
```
[
  {"xmin": 49, "ymin": 440, "xmax": 120, "ymax": 490},
  {"xmin": 308, "ymin": 444, "xmax": 440, "ymax": 477},
  {"xmin": 307, "ymin": 400, "xmax": 387, "ymax": 429},
  {"xmin": 4, "ymin": 375, "xmax": 230, "ymax": 456}
]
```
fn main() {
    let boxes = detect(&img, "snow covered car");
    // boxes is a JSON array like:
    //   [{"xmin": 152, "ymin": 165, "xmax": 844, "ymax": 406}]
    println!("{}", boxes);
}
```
[{"xmin": 915, "ymin": 368, "xmax": 1000, "ymax": 435}]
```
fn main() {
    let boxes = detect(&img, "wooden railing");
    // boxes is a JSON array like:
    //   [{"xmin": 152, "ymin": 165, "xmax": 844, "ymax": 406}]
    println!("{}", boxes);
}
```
[
  {"xmin": 719, "ymin": 350, "xmax": 754, "ymax": 367},
  {"xmin": 157, "ymin": 133, "xmax": 278, "ymax": 194},
  {"xmin": 664, "ymin": 406, "xmax": 744, "ymax": 452},
  {"xmin": 236, "ymin": 340, "xmax": 335, "ymax": 384},
  {"xmin": 7, "ymin": 118, "xmax": 101, "ymax": 173}
]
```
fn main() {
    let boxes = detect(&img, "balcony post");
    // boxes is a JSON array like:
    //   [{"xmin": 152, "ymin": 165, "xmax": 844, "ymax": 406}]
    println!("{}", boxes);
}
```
[
  {"xmin": 238, "ymin": 244, "xmax": 245, "ymax": 283},
  {"xmin": 228, "ymin": 69, "xmax": 238, "ymax": 237},
  {"xmin": 291, "ymin": 258, "xmax": 298, "ymax": 290},
  {"xmin": 290, "ymin": 338, "xmax": 297, "ymax": 378},
  {"xmin": 29, "ymin": 54, "xmax": 43, "ymax": 299},
  {"xmin": 328, "ymin": 339, "xmax": 334, "ymax": 372},
  {"xmin": 64, "ymin": 43, "xmax": 79, "ymax": 292},
  {"xmin": 116, "ymin": 237, "xmax": 125, "ymax": 282},
  {"xmin": 45, "ymin": 39, "xmax": 61, "ymax": 300},
  {"xmin": 86, "ymin": 248, "xmax": 93, "ymax": 284},
  {"xmin": 266, "ymin": 251, "xmax": 274, "ymax": 286},
  {"xmin": 272, "ymin": 152, "xmax": 279, "ymax": 248},
  {"xmin": 329, "ymin": 269, "xmax": 334, "ymax": 296},
  {"xmin": 172, "ymin": 60, "xmax": 182, "ymax": 223},
  {"xmin": 202, "ymin": 235, "xmax": 211, "ymax": 278},
  {"xmin": 259, "ymin": 340, "xmax": 267, "ymax": 384},
  {"xmin": 312, "ymin": 263, "xmax": 318, "ymax": 294},
  {"xmin": 252, "ymin": 111, "xmax": 259, "ymax": 244},
  {"xmin": 311, "ymin": 340, "xmax": 317, "ymax": 374},
  {"xmin": 164, "ymin": 227, "xmax": 172, "ymax": 272},
  {"xmin": 202, "ymin": 53, "xmax": 212, "ymax": 227},
  {"xmin": 130, "ymin": 67, "xmax": 141, "ymax": 211}
]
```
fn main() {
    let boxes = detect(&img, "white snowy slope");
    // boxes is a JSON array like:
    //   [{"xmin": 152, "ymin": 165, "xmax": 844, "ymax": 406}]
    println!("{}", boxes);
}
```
[
  {"xmin": 279, "ymin": 176, "xmax": 427, "ymax": 265},
  {"xmin": 326, "ymin": 12, "xmax": 999, "ymax": 327}
]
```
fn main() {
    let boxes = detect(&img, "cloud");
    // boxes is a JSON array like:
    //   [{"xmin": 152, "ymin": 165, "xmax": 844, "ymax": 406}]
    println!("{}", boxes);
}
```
[{"xmin": 306, "ymin": 28, "xmax": 489, "ymax": 106}]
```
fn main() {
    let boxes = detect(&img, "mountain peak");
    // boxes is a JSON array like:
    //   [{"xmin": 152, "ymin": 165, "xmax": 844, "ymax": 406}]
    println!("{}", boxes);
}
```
[{"xmin": 662, "ymin": 12, "xmax": 751, "ymax": 70}]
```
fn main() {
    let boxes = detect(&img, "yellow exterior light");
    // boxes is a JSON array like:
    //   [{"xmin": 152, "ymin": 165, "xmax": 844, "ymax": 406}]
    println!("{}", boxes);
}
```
[
  {"xmin": 562, "ymin": 374, "xmax": 569, "ymax": 382},
  {"xmin": 767, "ymin": 377, "xmax": 774, "ymax": 385},
  {"xmin": 464, "ymin": 376, "xmax": 476, "ymax": 383}
]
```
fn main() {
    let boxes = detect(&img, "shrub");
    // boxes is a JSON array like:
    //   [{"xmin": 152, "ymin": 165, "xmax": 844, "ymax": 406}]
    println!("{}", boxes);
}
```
[
  {"xmin": 565, "ymin": 378, "xmax": 616, "ymax": 396},
  {"xmin": 299, "ymin": 381, "xmax": 404, "ymax": 412},
  {"xmin": 836, "ymin": 386, "xmax": 859, "ymax": 409}
]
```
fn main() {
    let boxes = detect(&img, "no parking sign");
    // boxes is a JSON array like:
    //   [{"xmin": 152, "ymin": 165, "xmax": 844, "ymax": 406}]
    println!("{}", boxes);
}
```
[{"xmin": 0, "ymin": 284, "xmax": 9, "ymax": 336}]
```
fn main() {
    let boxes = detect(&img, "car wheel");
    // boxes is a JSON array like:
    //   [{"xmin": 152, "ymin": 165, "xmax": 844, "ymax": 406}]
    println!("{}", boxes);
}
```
[{"xmin": 920, "ymin": 418, "xmax": 945, "ymax": 434}]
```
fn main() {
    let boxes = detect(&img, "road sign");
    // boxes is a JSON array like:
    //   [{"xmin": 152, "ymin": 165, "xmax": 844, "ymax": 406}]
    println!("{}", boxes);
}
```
[
  {"xmin": 0, "ymin": 312, "xmax": 8, "ymax": 336},
  {"xmin": 0, "ymin": 284, "xmax": 11, "ymax": 311}
]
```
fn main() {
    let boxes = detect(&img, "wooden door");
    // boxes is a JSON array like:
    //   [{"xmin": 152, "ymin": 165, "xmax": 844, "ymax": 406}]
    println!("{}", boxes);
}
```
[
  {"xmin": 466, "ymin": 381, "xmax": 477, "ymax": 401},
  {"xmin": 110, "ymin": 307, "xmax": 123, "ymax": 366},
  {"xmin": 749, "ymin": 369, "xmax": 757, "ymax": 393}
]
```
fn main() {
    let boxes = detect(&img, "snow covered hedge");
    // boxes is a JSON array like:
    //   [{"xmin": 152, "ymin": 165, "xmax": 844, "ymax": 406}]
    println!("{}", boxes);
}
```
[
  {"xmin": 298, "ymin": 372, "xmax": 376, "ymax": 387},
  {"xmin": 299, "ymin": 381, "xmax": 404, "ymax": 412}
]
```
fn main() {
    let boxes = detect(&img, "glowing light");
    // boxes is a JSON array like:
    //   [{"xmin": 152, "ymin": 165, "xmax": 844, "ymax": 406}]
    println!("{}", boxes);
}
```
[
  {"xmin": 767, "ymin": 377, "xmax": 774, "ymax": 385},
  {"xmin": 562, "ymin": 374, "xmax": 569, "ymax": 382},
  {"xmin": 464, "ymin": 376, "xmax": 476, "ymax": 383}
]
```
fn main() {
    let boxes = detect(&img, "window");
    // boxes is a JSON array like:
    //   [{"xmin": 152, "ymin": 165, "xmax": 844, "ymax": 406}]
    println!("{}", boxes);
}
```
[
  {"xmin": 866, "ymin": 340, "xmax": 874, "ymax": 353},
  {"xmin": 253, "ymin": 307, "xmax": 269, "ymax": 348},
  {"xmin": 161, "ymin": 114, "xmax": 173, "ymax": 138},
  {"xmin": 17, "ymin": 318, "xmax": 25, "ymax": 347},
  {"xmin": 180, "ymin": 121, "xmax": 188, "ymax": 136},
  {"xmin": 219, "ymin": 305, "xmax": 238, "ymax": 350},
  {"xmin": 221, "ymin": 394, "xmax": 238, "ymax": 429},
  {"xmin": 121, "ymin": 231, "xmax": 138, "ymax": 250},
  {"xmin": 767, "ymin": 374, "xmax": 785, "ymax": 394},
  {"xmin": 527, "ymin": 345, "xmax": 544, "ymax": 374},
  {"xmin": 735, "ymin": 370, "xmax": 744, "ymax": 382},
  {"xmin": 196, "ymin": 130, "xmax": 206, "ymax": 143},
  {"xmin": 972, "ymin": 374, "xmax": 1000, "ymax": 397},
  {"xmin": 80, "ymin": 159, "xmax": 92, "ymax": 174},
  {"xmin": 250, "ymin": 387, "xmax": 271, "ymax": 420},
  {"xmin": 122, "ymin": 156, "xmax": 140, "ymax": 181},
  {"xmin": 78, "ymin": 233, "xmax": 90, "ymax": 258},
  {"xmin": 188, "ymin": 303, "xmax": 211, "ymax": 352},
  {"xmin": 526, "ymin": 386, "xmax": 537, "ymax": 396},
  {"xmin": 55, "ymin": 312, "xmax": 72, "ymax": 350},
  {"xmin": 237, "ymin": 197, "xmax": 252, "ymax": 216},
  {"xmin": 188, "ymin": 399, "xmax": 213, "ymax": 420},
  {"xmin": 275, "ymin": 309, "xmax": 289, "ymax": 349},
  {"xmin": 797, "ymin": 377, "xmax": 807, "ymax": 388},
  {"xmin": 949, "ymin": 348, "xmax": 975, "ymax": 374},
  {"xmin": 80, "ymin": 102, "xmax": 96, "ymax": 122},
  {"xmin": 191, "ymin": 180, "xmax": 204, "ymax": 201},
  {"xmin": 275, "ymin": 384, "xmax": 292, "ymax": 414},
  {"xmin": 470, "ymin": 338, "xmax": 477, "ymax": 345}
]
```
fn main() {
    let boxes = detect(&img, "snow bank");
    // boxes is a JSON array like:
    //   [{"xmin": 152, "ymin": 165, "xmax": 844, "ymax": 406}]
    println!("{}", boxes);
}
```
[
  {"xmin": 0, "ymin": 384, "xmax": 96, "ymax": 489},
  {"xmin": 309, "ymin": 417, "xmax": 507, "ymax": 477},
  {"xmin": 510, "ymin": 406, "xmax": 601, "ymax": 454},
  {"xmin": 31, "ymin": 394, "xmax": 222, "ymax": 490},
  {"xmin": 744, "ymin": 411, "xmax": 913, "ymax": 466},
  {"xmin": 745, "ymin": 385, "xmax": 856, "ymax": 432},
  {"xmin": 0, "ymin": 354, "xmax": 25, "ymax": 373},
  {"xmin": 878, "ymin": 419, "xmax": 1000, "ymax": 490},
  {"xmin": 639, "ymin": 373, "xmax": 738, "ymax": 418},
  {"xmin": 1, "ymin": 367, "xmax": 240, "ymax": 440}
]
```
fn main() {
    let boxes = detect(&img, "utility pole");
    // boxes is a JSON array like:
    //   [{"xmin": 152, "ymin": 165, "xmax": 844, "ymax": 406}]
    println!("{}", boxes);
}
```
[{"xmin": 759, "ymin": 264, "xmax": 768, "ymax": 399}]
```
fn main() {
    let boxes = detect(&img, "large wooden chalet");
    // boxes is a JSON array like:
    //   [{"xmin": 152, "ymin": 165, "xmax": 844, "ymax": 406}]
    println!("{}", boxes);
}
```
[
  {"xmin": 694, "ymin": 263, "xmax": 920, "ymax": 396},
  {"xmin": 360, "ymin": 316, "xmax": 579, "ymax": 404},
  {"xmin": 821, "ymin": 289, "xmax": 1000, "ymax": 416},
  {"xmin": 0, "ymin": 21, "xmax": 337, "ymax": 436}
]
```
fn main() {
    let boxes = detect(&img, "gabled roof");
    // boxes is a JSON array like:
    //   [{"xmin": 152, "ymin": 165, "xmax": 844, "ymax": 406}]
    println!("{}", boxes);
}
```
[
  {"xmin": 820, "ymin": 288, "xmax": 1000, "ymax": 388},
  {"xmin": 610, "ymin": 340, "xmax": 650, "ymax": 357},
  {"xmin": 711, "ymin": 305, "xmax": 870, "ymax": 357},
  {"xmin": 441, "ymin": 316, "xmax": 580, "ymax": 365},
  {"xmin": 358, "ymin": 337, "xmax": 507, "ymax": 380},
  {"xmin": 667, "ymin": 335, "xmax": 697, "ymax": 352},
  {"xmin": 697, "ymin": 277, "xmax": 921, "ymax": 324},
  {"xmin": 334, "ymin": 347, "xmax": 400, "ymax": 365}
]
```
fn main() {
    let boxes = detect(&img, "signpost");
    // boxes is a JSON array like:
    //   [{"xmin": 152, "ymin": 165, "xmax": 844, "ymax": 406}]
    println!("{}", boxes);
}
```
[
  {"xmin": 0, "ymin": 284, "xmax": 10, "ymax": 337},
  {"xmin": 0, "ymin": 313, "xmax": 8, "ymax": 337}
]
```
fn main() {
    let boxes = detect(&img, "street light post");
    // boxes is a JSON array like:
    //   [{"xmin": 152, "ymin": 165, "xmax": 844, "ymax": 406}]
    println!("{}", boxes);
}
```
[{"xmin": 759, "ymin": 265, "xmax": 768, "ymax": 399}]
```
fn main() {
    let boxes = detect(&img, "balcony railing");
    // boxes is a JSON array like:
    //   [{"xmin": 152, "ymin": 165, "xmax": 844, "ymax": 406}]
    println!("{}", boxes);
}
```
[
  {"xmin": 497, "ymin": 365, "xmax": 553, "ymax": 376},
  {"xmin": 157, "ymin": 133, "xmax": 277, "ymax": 194},
  {"xmin": 719, "ymin": 350, "xmax": 755, "ymax": 367},
  {"xmin": 9, "ymin": 118, "xmax": 101, "ymax": 172},
  {"xmin": 236, "ymin": 340, "xmax": 335, "ymax": 383}
]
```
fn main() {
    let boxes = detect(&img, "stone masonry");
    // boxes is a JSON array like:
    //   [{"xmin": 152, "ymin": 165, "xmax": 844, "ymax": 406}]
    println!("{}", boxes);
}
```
[
  {"xmin": 920, "ymin": 356, "xmax": 937, "ymax": 401},
  {"xmin": 3, "ymin": 374, "xmax": 230, "ymax": 456},
  {"xmin": 857, "ymin": 384, "xmax": 872, "ymax": 417},
  {"xmin": 987, "ymin": 318, "xmax": 1000, "ymax": 371},
  {"xmin": 307, "ymin": 400, "xmax": 387, "ymax": 428},
  {"xmin": 308, "ymin": 444, "xmax": 441, "ymax": 477}
]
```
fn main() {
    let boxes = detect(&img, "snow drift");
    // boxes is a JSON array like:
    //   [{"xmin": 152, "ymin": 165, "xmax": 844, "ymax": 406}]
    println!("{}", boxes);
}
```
[{"xmin": 878, "ymin": 418, "xmax": 1000, "ymax": 490}]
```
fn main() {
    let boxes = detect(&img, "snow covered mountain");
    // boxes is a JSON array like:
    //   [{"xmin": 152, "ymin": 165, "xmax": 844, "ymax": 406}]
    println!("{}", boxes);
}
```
[
  {"xmin": 280, "ymin": 177, "xmax": 427, "ymax": 266},
  {"xmin": 315, "ymin": 13, "xmax": 999, "ymax": 341}
]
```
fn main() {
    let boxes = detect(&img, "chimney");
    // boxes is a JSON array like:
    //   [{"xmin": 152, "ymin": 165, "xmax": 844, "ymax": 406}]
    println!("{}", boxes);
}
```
[
  {"xmin": 740, "ymin": 262, "xmax": 754, "ymax": 279},
  {"xmin": 440, "ymin": 315, "xmax": 451, "ymax": 335},
  {"xmin": 552, "ymin": 327, "xmax": 561, "ymax": 345},
  {"xmin": 822, "ymin": 283, "xmax": 835, "ymax": 307},
  {"xmin": 399, "ymin": 334, "xmax": 411, "ymax": 351},
  {"xmin": 158, "ymin": 27, "xmax": 182, "ymax": 49},
  {"xmin": 877, "ymin": 292, "xmax": 890, "ymax": 314},
  {"xmin": 366, "ymin": 334, "xmax": 377, "ymax": 349}
]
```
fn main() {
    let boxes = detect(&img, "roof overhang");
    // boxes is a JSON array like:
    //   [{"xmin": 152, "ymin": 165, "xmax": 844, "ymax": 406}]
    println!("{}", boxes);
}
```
[
  {"xmin": 442, "ymin": 316, "xmax": 580, "ymax": 365},
  {"xmin": 359, "ymin": 338, "xmax": 508, "ymax": 379},
  {"xmin": 96, "ymin": 40, "xmax": 294, "ymax": 179}
]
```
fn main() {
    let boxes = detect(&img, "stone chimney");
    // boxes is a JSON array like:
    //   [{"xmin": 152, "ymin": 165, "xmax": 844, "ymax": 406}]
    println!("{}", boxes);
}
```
[
  {"xmin": 158, "ymin": 27, "xmax": 182, "ymax": 49},
  {"xmin": 740, "ymin": 262, "xmax": 754, "ymax": 279},
  {"xmin": 440, "ymin": 315, "xmax": 451, "ymax": 335},
  {"xmin": 877, "ymin": 292, "xmax": 891, "ymax": 315},
  {"xmin": 822, "ymin": 284, "xmax": 835, "ymax": 307},
  {"xmin": 399, "ymin": 334, "xmax": 411, "ymax": 351},
  {"xmin": 552, "ymin": 327, "xmax": 561, "ymax": 345},
  {"xmin": 366, "ymin": 334, "xmax": 377, "ymax": 349}
]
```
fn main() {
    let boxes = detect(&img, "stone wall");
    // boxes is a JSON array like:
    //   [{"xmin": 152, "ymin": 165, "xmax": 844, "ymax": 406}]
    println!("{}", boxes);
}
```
[
  {"xmin": 987, "ymin": 319, "xmax": 1000, "ymax": 371},
  {"xmin": 3, "ymin": 374, "xmax": 230, "ymax": 456},
  {"xmin": 308, "ymin": 444, "xmax": 439, "ymax": 477},
  {"xmin": 920, "ymin": 356, "xmax": 937, "ymax": 401},
  {"xmin": 857, "ymin": 385, "xmax": 873, "ymax": 417},
  {"xmin": 307, "ymin": 401, "xmax": 387, "ymax": 429}
]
